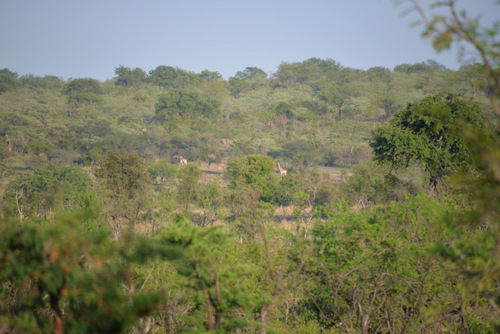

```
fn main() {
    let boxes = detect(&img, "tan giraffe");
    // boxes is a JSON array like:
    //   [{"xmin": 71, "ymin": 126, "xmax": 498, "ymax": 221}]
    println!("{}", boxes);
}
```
[
  {"xmin": 5, "ymin": 134, "xmax": 12, "ymax": 153},
  {"xmin": 174, "ymin": 155, "xmax": 187, "ymax": 167},
  {"xmin": 277, "ymin": 163, "xmax": 287, "ymax": 177}
]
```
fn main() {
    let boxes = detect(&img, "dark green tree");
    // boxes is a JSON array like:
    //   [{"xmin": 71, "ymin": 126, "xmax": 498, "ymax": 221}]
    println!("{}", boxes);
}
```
[
  {"xmin": 63, "ymin": 78, "xmax": 104, "ymax": 105},
  {"xmin": 370, "ymin": 92, "xmax": 487, "ymax": 194},
  {"xmin": 234, "ymin": 66, "xmax": 267, "ymax": 79},
  {"xmin": 155, "ymin": 89, "xmax": 221, "ymax": 121},
  {"xmin": 268, "ymin": 101, "xmax": 295, "ymax": 120},
  {"xmin": 0, "ymin": 215, "xmax": 160, "ymax": 333},
  {"xmin": 0, "ymin": 139, "xmax": 12, "ymax": 176},
  {"xmin": 114, "ymin": 65, "xmax": 147, "ymax": 87},
  {"xmin": 147, "ymin": 65, "xmax": 200, "ymax": 88},
  {"xmin": 63, "ymin": 78, "xmax": 103, "ymax": 95},
  {"xmin": 366, "ymin": 66, "xmax": 392, "ymax": 83},
  {"xmin": 272, "ymin": 58, "xmax": 345, "ymax": 88}
]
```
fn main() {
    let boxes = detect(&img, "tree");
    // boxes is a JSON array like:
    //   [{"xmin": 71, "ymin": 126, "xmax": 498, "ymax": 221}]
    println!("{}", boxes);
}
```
[
  {"xmin": 366, "ymin": 66, "xmax": 392, "ymax": 84},
  {"xmin": 176, "ymin": 163, "xmax": 202, "ymax": 210},
  {"xmin": 370, "ymin": 93, "xmax": 488, "ymax": 194},
  {"xmin": 114, "ymin": 65, "xmax": 147, "ymax": 87},
  {"xmin": 143, "ymin": 219, "xmax": 256, "ymax": 332},
  {"xmin": 271, "ymin": 58, "xmax": 347, "ymax": 88},
  {"xmin": 0, "ymin": 140, "xmax": 12, "ymax": 176},
  {"xmin": 225, "ymin": 154, "xmax": 281, "ymax": 205},
  {"xmin": 394, "ymin": 59, "xmax": 446, "ymax": 74},
  {"xmin": 316, "ymin": 83, "xmax": 360, "ymax": 120},
  {"xmin": 94, "ymin": 149, "xmax": 150, "ymax": 237},
  {"xmin": 63, "ymin": 78, "xmax": 103, "ymax": 95},
  {"xmin": 272, "ymin": 61, "xmax": 319, "ymax": 87},
  {"xmin": 234, "ymin": 66, "xmax": 267, "ymax": 80},
  {"xmin": 229, "ymin": 67, "xmax": 268, "ymax": 94},
  {"xmin": 228, "ymin": 76, "xmax": 250, "ymax": 98},
  {"xmin": 20, "ymin": 74, "xmax": 64, "ymax": 90},
  {"xmin": 454, "ymin": 63, "xmax": 490, "ymax": 96},
  {"xmin": 0, "ymin": 215, "xmax": 160, "ymax": 333},
  {"xmin": 147, "ymin": 65, "xmax": 200, "ymax": 88},
  {"xmin": 0, "ymin": 69, "xmax": 18, "ymax": 93},
  {"xmin": 63, "ymin": 78, "xmax": 104, "ymax": 105},
  {"xmin": 2, "ymin": 164, "xmax": 96, "ymax": 219},
  {"xmin": 268, "ymin": 101, "xmax": 295, "ymax": 119},
  {"xmin": 198, "ymin": 69, "xmax": 223, "ymax": 81},
  {"xmin": 155, "ymin": 89, "xmax": 221, "ymax": 121}
]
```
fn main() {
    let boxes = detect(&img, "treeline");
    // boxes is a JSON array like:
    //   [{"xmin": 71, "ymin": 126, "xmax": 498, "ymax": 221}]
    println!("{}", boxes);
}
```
[{"xmin": 0, "ymin": 58, "xmax": 492, "ymax": 171}]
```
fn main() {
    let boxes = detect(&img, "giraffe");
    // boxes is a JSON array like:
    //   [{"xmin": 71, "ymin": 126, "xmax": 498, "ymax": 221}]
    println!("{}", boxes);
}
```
[
  {"xmin": 174, "ymin": 155, "xmax": 187, "ymax": 167},
  {"xmin": 277, "ymin": 163, "xmax": 287, "ymax": 177},
  {"xmin": 5, "ymin": 134, "xmax": 12, "ymax": 153}
]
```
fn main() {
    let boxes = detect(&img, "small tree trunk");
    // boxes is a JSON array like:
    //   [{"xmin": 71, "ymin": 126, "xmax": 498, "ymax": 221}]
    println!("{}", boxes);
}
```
[
  {"xmin": 202, "ymin": 288, "xmax": 215, "ymax": 330},
  {"xmin": 360, "ymin": 314, "xmax": 369, "ymax": 334},
  {"xmin": 15, "ymin": 188, "xmax": 25, "ymax": 220},
  {"xmin": 50, "ymin": 315, "xmax": 63, "ymax": 334}
]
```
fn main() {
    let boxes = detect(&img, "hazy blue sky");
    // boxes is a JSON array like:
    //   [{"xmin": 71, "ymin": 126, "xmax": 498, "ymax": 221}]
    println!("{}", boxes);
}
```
[{"xmin": 0, "ymin": 0, "xmax": 497, "ymax": 81}]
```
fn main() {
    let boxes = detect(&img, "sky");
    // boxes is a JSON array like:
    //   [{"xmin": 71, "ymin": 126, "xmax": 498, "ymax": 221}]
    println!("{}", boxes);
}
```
[{"xmin": 0, "ymin": 0, "xmax": 498, "ymax": 81}]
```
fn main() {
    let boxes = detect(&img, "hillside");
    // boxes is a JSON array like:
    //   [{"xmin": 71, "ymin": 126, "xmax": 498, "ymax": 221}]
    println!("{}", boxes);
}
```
[{"xmin": 1, "ymin": 58, "xmax": 499, "ymax": 333}]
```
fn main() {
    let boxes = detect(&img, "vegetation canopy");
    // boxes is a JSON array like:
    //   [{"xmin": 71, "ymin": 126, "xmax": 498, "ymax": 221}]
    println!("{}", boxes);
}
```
[
  {"xmin": 1, "ymin": 1, "xmax": 500, "ymax": 331},
  {"xmin": 370, "ymin": 92, "xmax": 489, "ymax": 192}
]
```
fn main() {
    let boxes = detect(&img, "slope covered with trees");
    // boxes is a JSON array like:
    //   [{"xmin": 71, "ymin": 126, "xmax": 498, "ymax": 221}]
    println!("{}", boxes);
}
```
[{"xmin": 1, "ymin": 1, "xmax": 499, "ymax": 332}]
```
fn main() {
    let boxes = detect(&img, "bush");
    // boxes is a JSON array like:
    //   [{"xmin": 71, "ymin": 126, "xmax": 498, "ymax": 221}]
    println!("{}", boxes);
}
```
[{"xmin": 64, "ymin": 78, "xmax": 104, "ymax": 95}]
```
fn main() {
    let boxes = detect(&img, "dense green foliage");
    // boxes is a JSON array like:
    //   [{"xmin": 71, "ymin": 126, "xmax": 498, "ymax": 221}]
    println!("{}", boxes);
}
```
[
  {"xmin": 0, "ymin": 215, "xmax": 161, "ymax": 333},
  {"xmin": 3, "ymin": 164, "xmax": 95, "ymax": 219},
  {"xmin": 370, "ymin": 93, "xmax": 489, "ymax": 192},
  {"xmin": 155, "ymin": 89, "xmax": 221, "ymax": 121},
  {"xmin": 2, "ymin": 2, "xmax": 500, "ymax": 330},
  {"xmin": 1, "ymin": 57, "xmax": 497, "ymax": 331}
]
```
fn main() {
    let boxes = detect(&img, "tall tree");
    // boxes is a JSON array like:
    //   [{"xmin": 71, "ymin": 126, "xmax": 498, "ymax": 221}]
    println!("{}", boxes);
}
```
[
  {"xmin": 234, "ymin": 66, "xmax": 267, "ymax": 79},
  {"xmin": 228, "ymin": 76, "xmax": 250, "ymax": 98},
  {"xmin": 95, "ymin": 149, "xmax": 150, "ymax": 237},
  {"xmin": 155, "ymin": 89, "xmax": 221, "ymax": 121},
  {"xmin": 114, "ymin": 65, "xmax": 147, "ymax": 87},
  {"xmin": 316, "ymin": 83, "xmax": 360, "ymax": 120},
  {"xmin": 147, "ymin": 65, "xmax": 200, "ymax": 88},
  {"xmin": 370, "ymin": 92, "xmax": 488, "ymax": 193}
]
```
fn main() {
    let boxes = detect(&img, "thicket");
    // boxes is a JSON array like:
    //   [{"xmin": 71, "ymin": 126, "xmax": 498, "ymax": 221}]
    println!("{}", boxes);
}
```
[{"xmin": 1, "ymin": 1, "xmax": 500, "ymax": 331}]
